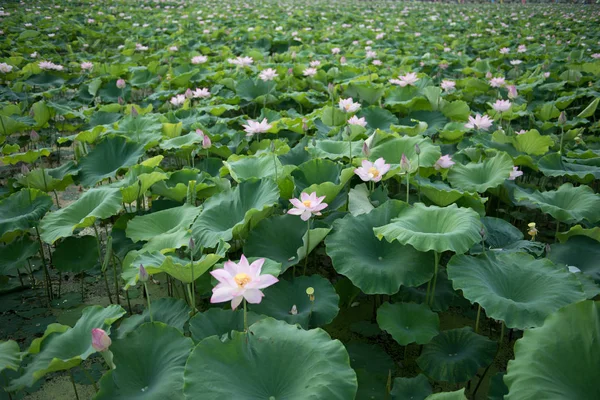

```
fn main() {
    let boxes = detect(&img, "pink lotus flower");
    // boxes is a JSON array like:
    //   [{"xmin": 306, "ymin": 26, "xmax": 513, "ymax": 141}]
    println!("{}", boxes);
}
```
[
  {"xmin": 507, "ymin": 85, "xmax": 518, "ymax": 99},
  {"xmin": 228, "ymin": 56, "xmax": 253, "ymax": 67},
  {"xmin": 39, "ymin": 61, "xmax": 63, "ymax": 71},
  {"xmin": 372, "ymin": 60, "xmax": 382, "ymax": 66},
  {"xmin": 116, "ymin": 79, "xmax": 126, "ymax": 89},
  {"xmin": 210, "ymin": 255, "xmax": 278, "ymax": 309},
  {"xmin": 288, "ymin": 192, "xmax": 328, "ymax": 221},
  {"xmin": 196, "ymin": 129, "xmax": 211, "ymax": 149},
  {"xmin": 499, "ymin": 47, "xmax": 510, "ymax": 54},
  {"xmin": 510, "ymin": 60, "xmax": 522, "ymax": 66},
  {"xmin": 489, "ymin": 77, "xmax": 506, "ymax": 88},
  {"xmin": 243, "ymin": 118, "xmax": 272, "ymax": 136},
  {"xmin": 169, "ymin": 46, "xmax": 178, "ymax": 52},
  {"xmin": 592, "ymin": 54, "xmax": 600, "ymax": 59},
  {"xmin": 170, "ymin": 94, "xmax": 186, "ymax": 106},
  {"xmin": 192, "ymin": 88, "xmax": 211, "ymax": 98},
  {"xmin": 390, "ymin": 72, "xmax": 419, "ymax": 87},
  {"xmin": 339, "ymin": 98, "xmax": 361, "ymax": 113},
  {"xmin": 331, "ymin": 47, "xmax": 341, "ymax": 55},
  {"xmin": 348, "ymin": 115, "xmax": 367, "ymax": 127},
  {"xmin": 309, "ymin": 60, "xmax": 321, "ymax": 68},
  {"xmin": 0, "ymin": 63, "xmax": 12, "ymax": 73},
  {"xmin": 441, "ymin": 80, "xmax": 455, "ymax": 91},
  {"xmin": 303, "ymin": 67, "xmax": 317, "ymax": 77},
  {"xmin": 492, "ymin": 99, "xmax": 512, "ymax": 113},
  {"xmin": 465, "ymin": 114, "xmax": 493, "ymax": 131},
  {"xmin": 508, "ymin": 166, "xmax": 523, "ymax": 180},
  {"xmin": 516, "ymin": 130, "xmax": 527, "ymax": 135},
  {"xmin": 91, "ymin": 328, "xmax": 111, "ymax": 352},
  {"xmin": 434, "ymin": 155, "xmax": 455, "ymax": 170},
  {"xmin": 80, "ymin": 62, "xmax": 93, "ymax": 71},
  {"xmin": 139, "ymin": 264, "xmax": 149, "ymax": 282},
  {"xmin": 400, "ymin": 153, "xmax": 410, "ymax": 173},
  {"xmin": 259, "ymin": 68, "xmax": 278, "ymax": 81},
  {"xmin": 517, "ymin": 45, "xmax": 527, "ymax": 53},
  {"xmin": 191, "ymin": 55, "xmax": 208, "ymax": 64},
  {"xmin": 354, "ymin": 158, "xmax": 390, "ymax": 182}
]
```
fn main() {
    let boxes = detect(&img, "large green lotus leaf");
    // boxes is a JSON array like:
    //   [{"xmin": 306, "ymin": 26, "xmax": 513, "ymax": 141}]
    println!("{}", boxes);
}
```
[
  {"xmin": 369, "ymin": 135, "xmax": 441, "ymax": 173},
  {"xmin": 377, "ymin": 302, "xmax": 440, "ymax": 345},
  {"xmin": 126, "ymin": 205, "xmax": 201, "ymax": 253},
  {"xmin": 159, "ymin": 132, "xmax": 203, "ymax": 151},
  {"xmin": 504, "ymin": 300, "xmax": 600, "ymax": 400},
  {"xmin": 96, "ymin": 322, "xmax": 193, "ymax": 400},
  {"xmin": 348, "ymin": 183, "xmax": 375, "ymax": 216},
  {"xmin": 116, "ymin": 298, "xmax": 190, "ymax": 339},
  {"xmin": 374, "ymin": 203, "xmax": 481, "ymax": 254},
  {"xmin": 346, "ymin": 342, "xmax": 394, "ymax": 399},
  {"xmin": 326, "ymin": 201, "xmax": 434, "ymax": 294},
  {"xmin": 512, "ymin": 129, "xmax": 554, "ymax": 156},
  {"xmin": 549, "ymin": 236, "xmax": 600, "ymax": 283},
  {"xmin": 104, "ymin": 114, "xmax": 163, "ymax": 149},
  {"xmin": 291, "ymin": 158, "xmax": 354, "ymax": 204},
  {"xmin": 121, "ymin": 240, "xmax": 229, "ymax": 286},
  {"xmin": 244, "ymin": 214, "xmax": 331, "ymax": 272},
  {"xmin": 0, "ymin": 340, "xmax": 21, "ymax": 374},
  {"xmin": 78, "ymin": 136, "xmax": 145, "ymax": 187},
  {"xmin": 188, "ymin": 308, "xmax": 266, "ymax": 342},
  {"xmin": 151, "ymin": 169, "xmax": 227, "ymax": 202},
  {"xmin": 358, "ymin": 106, "xmax": 399, "ymax": 130},
  {"xmin": 416, "ymin": 327, "xmax": 497, "ymax": 384},
  {"xmin": 1, "ymin": 148, "xmax": 51, "ymax": 165},
  {"xmin": 0, "ymin": 237, "xmax": 39, "ymax": 275},
  {"xmin": 0, "ymin": 189, "xmax": 53, "ymax": 241},
  {"xmin": 39, "ymin": 187, "xmax": 122, "ymax": 244},
  {"xmin": 306, "ymin": 139, "xmax": 365, "ymax": 161},
  {"xmin": 52, "ymin": 235, "xmax": 99, "ymax": 273},
  {"xmin": 183, "ymin": 318, "xmax": 357, "ymax": 400},
  {"xmin": 251, "ymin": 275, "xmax": 339, "ymax": 329},
  {"xmin": 391, "ymin": 374, "xmax": 432, "ymax": 400},
  {"xmin": 538, "ymin": 153, "xmax": 600, "ymax": 183},
  {"xmin": 425, "ymin": 389, "xmax": 467, "ymax": 400},
  {"xmin": 415, "ymin": 177, "xmax": 484, "ymax": 208},
  {"xmin": 9, "ymin": 305, "xmax": 125, "ymax": 390},
  {"xmin": 513, "ymin": 183, "xmax": 600, "ymax": 223},
  {"xmin": 556, "ymin": 225, "xmax": 600, "ymax": 243},
  {"xmin": 448, "ymin": 252, "xmax": 585, "ymax": 329},
  {"xmin": 191, "ymin": 179, "xmax": 280, "ymax": 248},
  {"xmin": 223, "ymin": 154, "xmax": 284, "ymax": 182},
  {"xmin": 17, "ymin": 167, "xmax": 74, "ymax": 192},
  {"xmin": 109, "ymin": 164, "xmax": 168, "ymax": 204},
  {"xmin": 470, "ymin": 216, "xmax": 523, "ymax": 253},
  {"xmin": 447, "ymin": 152, "xmax": 514, "ymax": 193}
]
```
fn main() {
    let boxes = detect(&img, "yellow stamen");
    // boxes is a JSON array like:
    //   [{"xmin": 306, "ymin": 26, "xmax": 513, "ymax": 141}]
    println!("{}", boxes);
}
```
[
  {"xmin": 303, "ymin": 200, "xmax": 312, "ymax": 208},
  {"xmin": 234, "ymin": 273, "xmax": 251, "ymax": 288},
  {"xmin": 368, "ymin": 167, "xmax": 380, "ymax": 177}
]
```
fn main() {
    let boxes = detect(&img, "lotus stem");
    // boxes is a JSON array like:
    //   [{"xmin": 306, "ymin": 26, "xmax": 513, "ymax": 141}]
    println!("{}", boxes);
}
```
[
  {"xmin": 34, "ymin": 226, "xmax": 53, "ymax": 302},
  {"xmin": 429, "ymin": 252, "xmax": 440, "ymax": 307},
  {"xmin": 125, "ymin": 289, "xmax": 132, "ymax": 314},
  {"xmin": 80, "ymin": 272, "xmax": 85, "ymax": 302},
  {"xmin": 81, "ymin": 366, "xmax": 98, "ymax": 392},
  {"xmin": 111, "ymin": 251, "xmax": 120, "ymax": 306},
  {"xmin": 424, "ymin": 279, "xmax": 432, "ymax": 305},
  {"xmin": 243, "ymin": 298, "xmax": 248, "ymax": 332},
  {"xmin": 499, "ymin": 321, "xmax": 505, "ymax": 344},
  {"xmin": 416, "ymin": 154, "xmax": 421, "ymax": 202},
  {"xmin": 555, "ymin": 221, "xmax": 560, "ymax": 243},
  {"xmin": 475, "ymin": 304, "xmax": 481, "ymax": 333},
  {"xmin": 559, "ymin": 126, "xmax": 564, "ymax": 154},
  {"xmin": 93, "ymin": 224, "xmax": 113, "ymax": 304},
  {"xmin": 303, "ymin": 220, "xmax": 311, "ymax": 275},
  {"xmin": 190, "ymin": 253, "xmax": 196, "ymax": 315},
  {"xmin": 405, "ymin": 173, "xmax": 410, "ymax": 204},
  {"xmin": 68, "ymin": 370, "xmax": 80, "ymax": 400},
  {"xmin": 144, "ymin": 282, "xmax": 153, "ymax": 322},
  {"xmin": 53, "ymin": 190, "xmax": 61, "ymax": 209}
]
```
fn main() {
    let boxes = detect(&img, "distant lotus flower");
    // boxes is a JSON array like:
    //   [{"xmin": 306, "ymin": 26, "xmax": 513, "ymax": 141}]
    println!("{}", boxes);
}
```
[
  {"xmin": 287, "ymin": 192, "xmax": 328, "ymax": 221},
  {"xmin": 185, "ymin": 88, "xmax": 194, "ymax": 99},
  {"xmin": 340, "ymin": 56, "xmax": 347, "ymax": 65},
  {"xmin": 499, "ymin": 47, "xmax": 510, "ymax": 54},
  {"xmin": 0, "ymin": 62, "xmax": 15, "ymax": 73},
  {"xmin": 338, "ymin": 97, "xmax": 361, "ymax": 113},
  {"xmin": 507, "ymin": 85, "xmax": 518, "ymax": 99},
  {"xmin": 441, "ymin": 80, "xmax": 455, "ymax": 91},
  {"xmin": 465, "ymin": 114, "xmax": 493, "ymax": 131},
  {"xmin": 354, "ymin": 158, "xmax": 390, "ymax": 182},
  {"xmin": 366, "ymin": 50, "xmax": 377, "ymax": 59},
  {"xmin": 80, "ymin": 62, "xmax": 93, "ymax": 71},
  {"xmin": 492, "ymin": 99, "xmax": 512, "ymax": 113},
  {"xmin": 568, "ymin": 266, "xmax": 581, "ymax": 273},
  {"xmin": 21, "ymin": 164, "xmax": 30, "ymax": 175},
  {"xmin": 259, "ymin": 68, "xmax": 278, "ymax": 81},
  {"xmin": 30, "ymin": 130, "xmax": 39, "ymax": 142},
  {"xmin": 170, "ymin": 94, "xmax": 186, "ymax": 106},
  {"xmin": 390, "ymin": 72, "xmax": 419, "ymax": 87},
  {"xmin": 191, "ymin": 55, "xmax": 208, "ymax": 64},
  {"xmin": 489, "ymin": 77, "xmax": 506, "ymax": 88},
  {"xmin": 289, "ymin": 305, "xmax": 298, "ymax": 315},
  {"xmin": 309, "ymin": 60, "xmax": 321, "ymax": 68},
  {"xmin": 210, "ymin": 255, "xmax": 278, "ymax": 309},
  {"xmin": 196, "ymin": 129, "xmax": 211, "ymax": 149},
  {"xmin": 434, "ymin": 155, "xmax": 455, "ymax": 170},
  {"xmin": 139, "ymin": 264, "xmax": 149, "ymax": 282},
  {"xmin": 91, "ymin": 328, "xmax": 111, "ymax": 352},
  {"xmin": 516, "ymin": 129, "xmax": 527, "ymax": 135},
  {"xmin": 303, "ymin": 67, "xmax": 317, "ymax": 77},
  {"xmin": 558, "ymin": 111, "xmax": 567, "ymax": 125},
  {"xmin": 510, "ymin": 60, "xmax": 522, "ymax": 66},
  {"xmin": 30, "ymin": 51, "xmax": 38, "ymax": 58},
  {"xmin": 228, "ymin": 56, "xmax": 253, "ymax": 67},
  {"xmin": 116, "ymin": 79, "xmax": 126, "ymax": 89},
  {"xmin": 243, "ymin": 118, "xmax": 272, "ymax": 137},
  {"xmin": 348, "ymin": 115, "xmax": 367, "ymax": 127},
  {"xmin": 527, "ymin": 222, "xmax": 538, "ymax": 239},
  {"xmin": 400, "ymin": 153, "xmax": 410, "ymax": 173},
  {"xmin": 592, "ymin": 54, "xmax": 600, "ymax": 59},
  {"xmin": 39, "ymin": 61, "xmax": 63, "ymax": 71},
  {"xmin": 331, "ymin": 47, "xmax": 341, "ymax": 54},
  {"xmin": 169, "ymin": 46, "xmax": 178, "ymax": 52},
  {"xmin": 517, "ymin": 45, "xmax": 527, "ymax": 53},
  {"xmin": 543, "ymin": 72, "xmax": 550, "ymax": 78},
  {"xmin": 372, "ymin": 60, "xmax": 382, "ymax": 66},
  {"xmin": 508, "ymin": 166, "xmax": 523, "ymax": 180},
  {"xmin": 192, "ymin": 87, "xmax": 211, "ymax": 98}
]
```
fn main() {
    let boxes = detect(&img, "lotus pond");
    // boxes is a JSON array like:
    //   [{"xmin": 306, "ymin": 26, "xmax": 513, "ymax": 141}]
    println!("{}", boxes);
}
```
[{"xmin": 1, "ymin": 0, "xmax": 600, "ymax": 399}]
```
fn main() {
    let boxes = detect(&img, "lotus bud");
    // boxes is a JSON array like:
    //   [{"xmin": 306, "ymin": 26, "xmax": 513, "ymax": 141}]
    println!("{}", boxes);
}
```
[
  {"xmin": 507, "ymin": 85, "xmax": 518, "ymax": 99},
  {"xmin": 302, "ymin": 118, "xmax": 308, "ymax": 132},
  {"xmin": 131, "ymin": 106, "xmax": 138, "ymax": 118},
  {"xmin": 91, "ymin": 328, "xmax": 111, "ymax": 352},
  {"xmin": 414, "ymin": 143, "xmax": 421, "ymax": 155},
  {"xmin": 306, "ymin": 287, "xmax": 315, "ymax": 302},
  {"xmin": 30, "ymin": 130, "xmax": 39, "ymax": 142},
  {"xmin": 188, "ymin": 237, "xmax": 195, "ymax": 251},
  {"xmin": 202, "ymin": 134, "xmax": 211, "ymax": 149},
  {"xmin": 289, "ymin": 305, "xmax": 298, "ymax": 315},
  {"xmin": 118, "ymin": 96, "xmax": 124, "ymax": 105},
  {"xmin": 327, "ymin": 82, "xmax": 334, "ymax": 93},
  {"xmin": 287, "ymin": 67, "xmax": 293, "ymax": 75},
  {"xmin": 400, "ymin": 153, "xmax": 410, "ymax": 173},
  {"xmin": 270, "ymin": 141, "xmax": 276, "ymax": 152},
  {"xmin": 485, "ymin": 71, "xmax": 492, "ymax": 79},
  {"xmin": 185, "ymin": 88, "xmax": 193, "ymax": 99},
  {"xmin": 362, "ymin": 141, "xmax": 370, "ymax": 157},
  {"xmin": 139, "ymin": 264, "xmax": 149, "ymax": 282},
  {"xmin": 116, "ymin": 78, "xmax": 126, "ymax": 89},
  {"xmin": 340, "ymin": 56, "xmax": 347, "ymax": 64},
  {"xmin": 479, "ymin": 227, "xmax": 486, "ymax": 238},
  {"xmin": 558, "ymin": 111, "xmax": 567, "ymax": 125},
  {"xmin": 21, "ymin": 164, "xmax": 30, "ymax": 175},
  {"xmin": 546, "ymin": 244, "xmax": 552, "ymax": 256},
  {"xmin": 291, "ymin": 51, "xmax": 296, "ymax": 60}
]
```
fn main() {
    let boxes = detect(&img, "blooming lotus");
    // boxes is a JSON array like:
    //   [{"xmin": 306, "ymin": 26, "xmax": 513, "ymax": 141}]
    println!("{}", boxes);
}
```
[
  {"xmin": 288, "ymin": 192, "xmax": 328, "ymax": 221},
  {"xmin": 354, "ymin": 158, "xmax": 390, "ymax": 182},
  {"xmin": 91, "ymin": 328, "xmax": 111, "ymax": 352},
  {"xmin": 0, "ymin": 63, "xmax": 13, "ymax": 73},
  {"xmin": 210, "ymin": 255, "xmax": 278, "ymax": 309},
  {"xmin": 191, "ymin": 55, "xmax": 208, "ymax": 64},
  {"xmin": 303, "ymin": 67, "xmax": 317, "ymax": 77},
  {"xmin": 192, "ymin": 87, "xmax": 211, "ymax": 98},
  {"xmin": 259, "ymin": 68, "xmax": 278, "ymax": 81},
  {"xmin": 348, "ymin": 115, "xmax": 367, "ymax": 127},
  {"xmin": 499, "ymin": 47, "xmax": 510, "ymax": 54},
  {"xmin": 507, "ymin": 85, "xmax": 518, "ymax": 99},
  {"xmin": 465, "ymin": 114, "xmax": 493, "ymax": 131},
  {"xmin": 338, "ymin": 98, "xmax": 361, "ymax": 113},
  {"xmin": 390, "ymin": 72, "xmax": 419, "ymax": 87},
  {"xmin": 331, "ymin": 47, "xmax": 341, "ymax": 54},
  {"xmin": 243, "ymin": 118, "xmax": 272, "ymax": 136},
  {"xmin": 196, "ymin": 129, "xmax": 211, "ymax": 149},
  {"xmin": 116, "ymin": 79, "xmax": 126, "ymax": 89},
  {"xmin": 228, "ymin": 56, "xmax": 253, "ymax": 67},
  {"xmin": 80, "ymin": 62, "xmax": 93, "ymax": 71},
  {"xmin": 489, "ymin": 77, "xmax": 506, "ymax": 88},
  {"xmin": 309, "ymin": 60, "xmax": 321, "ymax": 68},
  {"xmin": 170, "ymin": 94, "xmax": 186, "ymax": 106},
  {"xmin": 508, "ymin": 166, "xmax": 523, "ymax": 180},
  {"xmin": 492, "ymin": 99, "xmax": 512, "ymax": 113},
  {"xmin": 441, "ymin": 80, "xmax": 455, "ymax": 91},
  {"xmin": 434, "ymin": 155, "xmax": 455, "ymax": 170}
]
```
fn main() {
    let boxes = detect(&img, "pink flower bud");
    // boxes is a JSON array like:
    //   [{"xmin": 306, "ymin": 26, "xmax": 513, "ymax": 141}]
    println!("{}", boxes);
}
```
[
  {"xmin": 202, "ymin": 134, "xmax": 211, "ymax": 149},
  {"xmin": 21, "ymin": 164, "xmax": 30, "ymax": 175},
  {"xmin": 185, "ymin": 88, "xmax": 193, "ymax": 99},
  {"xmin": 30, "ymin": 130, "xmax": 39, "ymax": 142},
  {"xmin": 91, "ymin": 328, "xmax": 111, "ymax": 352},
  {"xmin": 507, "ymin": 85, "xmax": 518, "ymax": 99},
  {"xmin": 131, "ymin": 107, "xmax": 138, "ymax": 118},
  {"xmin": 116, "ymin": 79, "xmax": 126, "ymax": 89},
  {"xmin": 139, "ymin": 264, "xmax": 149, "ymax": 282},
  {"xmin": 558, "ymin": 111, "xmax": 567, "ymax": 125},
  {"xmin": 414, "ymin": 143, "xmax": 421, "ymax": 155},
  {"xmin": 400, "ymin": 153, "xmax": 410, "ymax": 173},
  {"xmin": 362, "ymin": 141, "xmax": 370, "ymax": 157}
]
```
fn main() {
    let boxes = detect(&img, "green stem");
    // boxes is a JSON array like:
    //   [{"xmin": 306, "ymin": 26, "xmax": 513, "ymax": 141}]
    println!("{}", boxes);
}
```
[
  {"xmin": 475, "ymin": 304, "xmax": 481, "ymax": 334},
  {"xmin": 243, "ymin": 298, "xmax": 248, "ymax": 332},
  {"xmin": 34, "ymin": 226, "xmax": 52, "ymax": 302},
  {"xmin": 499, "ymin": 321, "xmax": 505, "ymax": 344},
  {"xmin": 559, "ymin": 126, "xmax": 565, "ymax": 154},
  {"xmin": 68, "ymin": 370, "xmax": 80, "ymax": 400},
  {"xmin": 81, "ymin": 366, "xmax": 98, "ymax": 392},
  {"xmin": 93, "ymin": 224, "xmax": 113, "ymax": 304},
  {"xmin": 555, "ymin": 221, "xmax": 560, "ymax": 243},
  {"xmin": 303, "ymin": 219, "xmax": 311, "ymax": 275},
  {"xmin": 429, "ymin": 252, "xmax": 440, "ymax": 307},
  {"xmin": 80, "ymin": 272, "xmax": 85, "ymax": 302},
  {"xmin": 190, "ymin": 253, "xmax": 196, "ymax": 315},
  {"xmin": 405, "ymin": 173, "xmax": 410, "ymax": 204},
  {"xmin": 424, "ymin": 279, "xmax": 432, "ymax": 305},
  {"xmin": 144, "ymin": 282, "xmax": 153, "ymax": 322},
  {"xmin": 416, "ymin": 154, "xmax": 421, "ymax": 202}
]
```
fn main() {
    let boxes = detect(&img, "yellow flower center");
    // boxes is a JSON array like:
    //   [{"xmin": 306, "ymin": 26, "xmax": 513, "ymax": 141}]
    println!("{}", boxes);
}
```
[
  {"xmin": 303, "ymin": 200, "xmax": 312, "ymax": 208},
  {"xmin": 368, "ymin": 167, "xmax": 380, "ymax": 177},
  {"xmin": 234, "ymin": 273, "xmax": 252, "ymax": 288}
]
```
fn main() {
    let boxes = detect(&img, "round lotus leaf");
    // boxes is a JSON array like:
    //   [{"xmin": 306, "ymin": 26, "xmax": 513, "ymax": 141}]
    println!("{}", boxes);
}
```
[
  {"xmin": 0, "ymin": 340, "xmax": 21, "ymax": 373},
  {"xmin": 395, "ymin": 270, "xmax": 460, "ymax": 312},
  {"xmin": 306, "ymin": 139, "xmax": 364, "ymax": 161},
  {"xmin": 191, "ymin": 179, "xmax": 280, "ymax": 249},
  {"xmin": 183, "ymin": 318, "xmax": 357, "ymax": 400},
  {"xmin": 377, "ymin": 302, "xmax": 440, "ymax": 346},
  {"xmin": 505, "ymin": 300, "xmax": 600, "ymax": 400},
  {"xmin": 78, "ymin": 136, "xmax": 145, "ymax": 187},
  {"xmin": 513, "ymin": 183, "xmax": 600, "ymax": 224},
  {"xmin": 425, "ymin": 389, "xmax": 467, "ymax": 400},
  {"xmin": 447, "ymin": 152, "xmax": 514, "ymax": 193},
  {"xmin": 415, "ymin": 177, "xmax": 483, "ymax": 208},
  {"xmin": 326, "ymin": 201, "xmax": 434, "ymax": 295},
  {"xmin": 391, "ymin": 374, "xmax": 432, "ymax": 400},
  {"xmin": 291, "ymin": 158, "xmax": 354, "ymax": 203},
  {"xmin": 549, "ymin": 236, "xmax": 600, "ymax": 283},
  {"xmin": 0, "ymin": 189, "xmax": 53, "ymax": 241},
  {"xmin": 369, "ymin": 135, "xmax": 441, "ymax": 173},
  {"xmin": 346, "ymin": 342, "xmax": 395, "ymax": 376},
  {"xmin": 0, "ymin": 238, "xmax": 39, "ymax": 276},
  {"xmin": 374, "ymin": 203, "xmax": 482, "ymax": 254},
  {"xmin": 96, "ymin": 322, "xmax": 194, "ymax": 399},
  {"xmin": 250, "ymin": 275, "xmax": 339, "ymax": 328},
  {"xmin": 416, "ymin": 327, "xmax": 497, "ymax": 384},
  {"xmin": 476, "ymin": 217, "xmax": 523, "ymax": 251},
  {"xmin": 244, "ymin": 214, "xmax": 331, "ymax": 272},
  {"xmin": 447, "ymin": 252, "xmax": 585, "ymax": 329},
  {"xmin": 488, "ymin": 372, "xmax": 509, "ymax": 400},
  {"xmin": 52, "ymin": 235, "xmax": 99, "ymax": 273},
  {"xmin": 538, "ymin": 153, "xmax": 600, "ymax": 183},
  {"xmin": 223, "ymin": 154, "xmax": 284, "ymax": 182},
  {"xmin": 39, "ymin": 187, "xmax": 122, "ymax": 244},
  {"xmin": 116, "ymin": 298, "xmax": 191, "ymax": 339},
  {"xmin": 188, "ymin": 308, "xmax": 267, "ymax": 342}
]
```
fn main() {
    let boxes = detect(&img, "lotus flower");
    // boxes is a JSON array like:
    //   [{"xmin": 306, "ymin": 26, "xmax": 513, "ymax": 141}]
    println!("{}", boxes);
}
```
[
  {"xmin": 91, "ymin": 328, "xmax": 111, "ymax": 352},
  {"xmin": 434, "ymin": 155, "xmax": 455, "ymax": 170},
  {"xmin": 338, "ymin": 97, "xmax": 361, "ymax": 113},
  {"xmin": 196, "ymin": 129, "xmax": 211, "ymax": 149},
  {"xmin": 465, "ymin": 114, "xmax": 493, "ymax": 131},
  {"xmin": 139, "ymin": 264, "xmax": 149, "ymax": 282},
  {"xmin": 489, "ymin": 77, "xmax": 506, "ymax": 88},
  {"xmin": 192, "ymin": 87, "xmax": 211, "ymax": 98},
  {"xmin": 191, "ymin": 55, "xmax": 208, "ymax": 64},
  {"xmin": 348, "ymin": 115, "xmax": 367, "ymax": 127},
  {"xmin": 441, "ymin": 80, "xmax": 455, "ymax": 91},
  {"xmin": 228, "ymin": 56, "xmax": 253, "ymax": 67},
  {"xmin": 400, "ymin": 153, "xmax": 411, "ymax": 173},
  {"xmin": 354, "ymin": 158, "xmax": 390, "ymax": 182},
  {"xmin": 80, "ymin": 62, "xmax": 93, "ymax": 71},
  {"xmin": 116, "ymin": 79, "xmax": 126, "ymax": 89},
  {"xmin": 243, "ymin": 118, "xmax": 272, "ymax": 137},
  {"xmin": 492, "ymin": 99, "xmax": 512, "ymax": 113},
  {"xmin": 507, "ymin": 85, "xmax": 518, "ymax": 99},
  {"xmin": 508, "ymin": 166, "xmax": 523, "ymax": 180},
  {"xmin": 259, "ymin": 68, "xmax": 278, "ymax": 81},
  {"xmin": 303, "ymin": 67, "xmax": 317, "ymax": 77},
  {"xmin": 170, "ymin": 94, "xmax": 186, "ymax": 106},
  {"xmin": 210, "ymin": 255, "xmax": 278, "ymax": 309},
  {"xmin": 287, "ymin": 192, "xmax": 328, "ymax": 221},
  {"xmin": 390, "ymin": 72, "xmax": 419, "ymax": 87}
]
